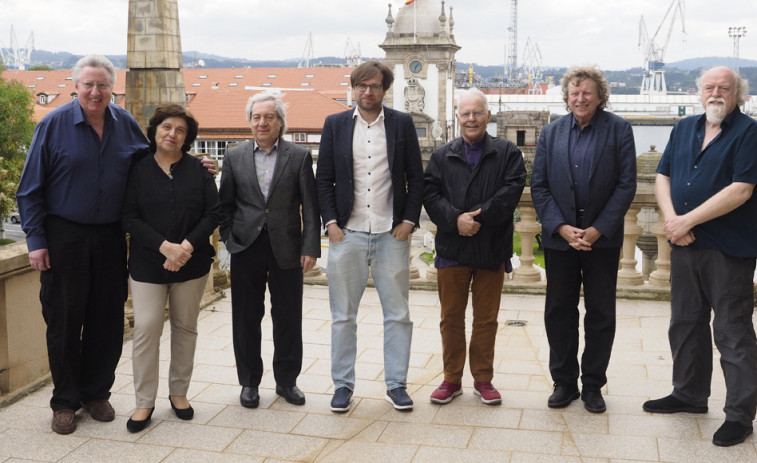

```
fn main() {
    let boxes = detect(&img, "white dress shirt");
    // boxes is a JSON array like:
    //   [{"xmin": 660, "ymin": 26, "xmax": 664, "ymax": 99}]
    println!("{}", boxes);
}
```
[{"xmin": 345, "ymin": 107, "xmax": 393, "ymax": 233}]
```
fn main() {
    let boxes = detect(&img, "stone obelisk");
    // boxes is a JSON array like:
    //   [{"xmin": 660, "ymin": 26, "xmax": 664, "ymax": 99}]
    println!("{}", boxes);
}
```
[{"xmin": 125, "ymin": 0, "xmax": 186, "ymax": 131}]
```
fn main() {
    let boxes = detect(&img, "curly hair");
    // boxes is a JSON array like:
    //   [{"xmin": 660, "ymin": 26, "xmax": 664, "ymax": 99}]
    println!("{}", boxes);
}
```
[{"xmin": 560, "ymin": 66, "xmax": 611, "ymax": 111}]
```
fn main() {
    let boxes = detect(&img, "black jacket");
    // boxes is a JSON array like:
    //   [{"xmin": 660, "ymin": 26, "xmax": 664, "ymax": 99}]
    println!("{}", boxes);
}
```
[{"xmin": 423, "ymin": 134, "xmax": 526, "ymax": 268}]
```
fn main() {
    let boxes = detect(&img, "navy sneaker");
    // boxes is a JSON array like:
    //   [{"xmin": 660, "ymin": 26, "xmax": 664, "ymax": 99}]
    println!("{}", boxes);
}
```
[
  {"xmin": 330, "ymin": 387, "xmax": 353, "ymax": 413},
  {"xmin": 386, "ymin": 387, "xmax": 414, "ymax": 410}
]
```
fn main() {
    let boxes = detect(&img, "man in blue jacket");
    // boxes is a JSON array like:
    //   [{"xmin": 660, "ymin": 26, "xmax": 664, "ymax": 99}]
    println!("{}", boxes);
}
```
[
  {"xmin": 531, "ymin": 66, "xmax": 636, "ymax": 414},
  {"xmin": 424, "ymin": 88, "xmax": 526, "ymax": 405},
  {"xmin": 316, "ymin": 60, "xmax": 424, "ymax": 412}
]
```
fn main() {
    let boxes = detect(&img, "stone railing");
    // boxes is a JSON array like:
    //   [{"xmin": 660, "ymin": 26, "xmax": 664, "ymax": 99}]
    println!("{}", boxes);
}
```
[{"xmin": 507, "ymin": 189, "xmax": 671, "ymax": 292}]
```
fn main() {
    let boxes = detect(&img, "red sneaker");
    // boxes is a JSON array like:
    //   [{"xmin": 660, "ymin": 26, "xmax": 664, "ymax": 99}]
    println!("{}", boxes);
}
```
[
  {"xmin": 473, "ymin": 381, "xmax": 502, "ymax": 405},
  {"xmin": 430, "ymin": 381, "xmax": 462, "ymax": 404}
]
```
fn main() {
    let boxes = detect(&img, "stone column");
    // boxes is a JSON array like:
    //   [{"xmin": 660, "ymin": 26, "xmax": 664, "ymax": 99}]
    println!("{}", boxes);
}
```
[
  {"xmin": 649, "ymin": 208, "xmax": 672, "ymax": 287},
  {"xmin": 126, "ymin": 0, "xmax": 187, "ymax": 131},
  {"xmin": 617, "ymin": 206, "xmax": 644, "ymax": 286},
  {"xmin": 513, "ymin": 190, "xmax": 542, "ymax": 283}
]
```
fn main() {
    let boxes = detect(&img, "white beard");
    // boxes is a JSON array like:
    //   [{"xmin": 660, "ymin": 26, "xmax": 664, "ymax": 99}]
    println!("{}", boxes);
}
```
[{"xmin": 705, "ymin": 97, "xmax": 727, "ymax": 124}]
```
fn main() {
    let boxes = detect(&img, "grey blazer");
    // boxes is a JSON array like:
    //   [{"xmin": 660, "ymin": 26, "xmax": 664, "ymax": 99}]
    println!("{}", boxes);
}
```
[{"xmin": 219, "ymin": 139, "xmax": 320, "ymax": 269}]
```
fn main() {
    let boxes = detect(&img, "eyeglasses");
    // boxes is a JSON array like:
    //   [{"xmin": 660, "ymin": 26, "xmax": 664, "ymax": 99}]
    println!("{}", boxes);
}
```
[
  {"xmin": 459, "ymin": 111, "xmax": 486, "ymax": 120},
  {"xmin": 355, "ymin": 83, "xmax": 383, "ymax": 93},
  {"xmin": 79, "ymin": 81, "xmax": 112, "ymax": 91}
]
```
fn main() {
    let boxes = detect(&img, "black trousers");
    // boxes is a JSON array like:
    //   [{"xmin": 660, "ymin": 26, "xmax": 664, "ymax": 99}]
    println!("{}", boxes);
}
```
[
  {"xmin": 544, "ymin": 246, "xmax": 620, "ymax": 390},
  {"xmin": 41, "ymin": 215, "xmax": 128, "ymax": 411},
  {"xmin": 230, "ymin": 230, "xmax": 303, "ymax": 387},
  {"xmin": 669, "ymin": 247, "xmax": 757, "ymax": 426}
]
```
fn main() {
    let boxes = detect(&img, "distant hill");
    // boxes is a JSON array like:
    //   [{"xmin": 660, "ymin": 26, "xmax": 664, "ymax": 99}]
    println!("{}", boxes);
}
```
[
  {"xmin": 667, "ymin": 57, "xmax": 757, "ymax": 70},
  {"xmin": 6, "ymin": 50, "xmax": 754, "ymax": 91}
]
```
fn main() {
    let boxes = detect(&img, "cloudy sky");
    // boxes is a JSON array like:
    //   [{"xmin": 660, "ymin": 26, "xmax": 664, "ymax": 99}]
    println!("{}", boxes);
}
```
[{"xmin": 1, "ymin": 0, "xmax": 755, "ymax": 70}]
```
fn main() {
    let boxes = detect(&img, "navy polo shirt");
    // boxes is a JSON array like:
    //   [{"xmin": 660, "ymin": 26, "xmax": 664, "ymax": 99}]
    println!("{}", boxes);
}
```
[{"xmin": 657, "ymin": 107, "xmax": 757, "ymax": 257}]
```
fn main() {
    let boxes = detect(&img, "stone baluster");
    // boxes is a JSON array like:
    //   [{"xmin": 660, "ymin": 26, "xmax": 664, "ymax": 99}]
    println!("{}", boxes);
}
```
[
  {"xmin": 648, "ymin": 207, "xmax": 671, "ymax": 287},
  {"xmin": 617, "ymin": 206, "xmax": 644, "ymax": 285},
  {"xmin": 513, "ymin": 191, "xmax": 542, "ymax": 283}
]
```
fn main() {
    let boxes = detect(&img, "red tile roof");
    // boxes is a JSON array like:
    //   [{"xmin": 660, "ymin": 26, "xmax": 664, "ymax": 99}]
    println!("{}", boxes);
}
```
[{"xmin": 2, "ymin": 67, "xmax": 353, "ymax": 136}]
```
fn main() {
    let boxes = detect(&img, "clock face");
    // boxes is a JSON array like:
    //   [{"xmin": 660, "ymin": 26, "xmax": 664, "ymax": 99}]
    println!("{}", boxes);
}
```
[{"xmin": 409, "ymin": 60, "xmax": 422, "ymax": 73}]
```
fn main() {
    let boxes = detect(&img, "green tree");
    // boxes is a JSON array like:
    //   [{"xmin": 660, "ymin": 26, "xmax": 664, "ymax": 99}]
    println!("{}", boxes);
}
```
[{"xmin": 0, "ymin": 71, "xmax": 36, "ymax": 221}]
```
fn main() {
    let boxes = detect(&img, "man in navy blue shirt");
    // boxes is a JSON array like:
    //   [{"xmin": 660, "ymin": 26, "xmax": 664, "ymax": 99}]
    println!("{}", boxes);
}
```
[
  {"xmin": 644, "ymin": 66, "xmax": 757, "ymax": 447},
  {"xmin": 17, "ymin": 55, "xmax": 147, "ymax": 435}
]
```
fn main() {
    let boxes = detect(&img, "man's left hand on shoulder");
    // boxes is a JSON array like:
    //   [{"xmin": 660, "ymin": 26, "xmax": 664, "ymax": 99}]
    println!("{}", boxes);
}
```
[
  {"xmin": 392, "ymin": 222, "xmax": 415, "ymax": 241},
  {"xmin": 201, "ymin": 156, "xmax": 217, "ymax": 176}
]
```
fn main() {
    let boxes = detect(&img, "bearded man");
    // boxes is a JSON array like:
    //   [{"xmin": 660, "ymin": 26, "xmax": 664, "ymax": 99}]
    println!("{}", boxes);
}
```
[{"xmin": 643, "ymin": 66, "xmax": 757, "ymax": 447}]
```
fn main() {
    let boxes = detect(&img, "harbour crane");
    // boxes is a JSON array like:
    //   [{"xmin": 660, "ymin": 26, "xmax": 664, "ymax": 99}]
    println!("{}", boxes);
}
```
[
  {"xmin": 638, "ymin": 0, "xmax": 685, "ymax": 95},
  {"xmin": 0, "ymin": 26, "xmax": 34, "ymax": 70}
]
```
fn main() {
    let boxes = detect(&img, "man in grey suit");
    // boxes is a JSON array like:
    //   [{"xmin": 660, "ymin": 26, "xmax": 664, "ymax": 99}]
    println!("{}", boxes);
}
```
[
  {"xmin": 531, "ymin": 66, "xmax": 636, "ymax": 414},
  {"xmin": 219, "ymin": 92, "xmax": 320, "ymax": 408}
]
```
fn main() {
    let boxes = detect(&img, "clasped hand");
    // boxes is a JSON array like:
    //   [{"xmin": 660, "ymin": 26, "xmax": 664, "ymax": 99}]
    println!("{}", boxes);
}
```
[
  {"xmin": 160, "ymin": 239, "xmax": 194, "ymax": 272},
  {"xmin": 558, "ymin": 224, "xmax": 601, "ymax": 251}
]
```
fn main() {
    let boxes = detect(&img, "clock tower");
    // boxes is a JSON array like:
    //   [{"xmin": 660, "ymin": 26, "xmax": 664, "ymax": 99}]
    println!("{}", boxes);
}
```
[{"xmin": 380, "ymin": 0, "xmax": 461, "ymax": 163}]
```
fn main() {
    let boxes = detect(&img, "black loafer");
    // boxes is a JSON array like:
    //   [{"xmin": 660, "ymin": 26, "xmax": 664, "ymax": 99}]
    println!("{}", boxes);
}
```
[
  {"xmin": 548, "ymin": 384, "xmax": 580, "ymax": 408},
  {"xmin": 642, "ymin": 394, "xmax": 707, "ymax": 414},
  {"xmin": 169, "ymin": 395, "xmax": 194, "ymax": 420},
  {"xmin": 240, "ymin": 386, "xmax": 260, "ymax": 408},
  {"xmin": 126, "ymin": 407, "xmax": 154, "ymax": 433},
  {"xmin": 713, "ymin": 420, "xmax": 753, "ymax": 447},
  {"xmin": 276, "ymin": 385, "xmax": 306, "ymax": 405},
  {"xmin": 581, "ymin": 390, "xmax": 606, "ymax": 413},
  {"xmin": 330, "ymin": 387, "xmax": 353, "ymax": 413}
]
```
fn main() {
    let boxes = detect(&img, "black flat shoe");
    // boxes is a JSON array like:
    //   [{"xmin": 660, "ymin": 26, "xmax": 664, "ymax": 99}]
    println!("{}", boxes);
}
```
[
  {"xmin": 126, "ymin": 407, "xmax": 154, "ymax": 433},
  {"xmin": 169, "ymin": 395, "xmax": 194, "ymax": 420},
  {"xmin": 240, "ymin": 386, "xmax": 260, "ymax": 408},
  {"xmin": 276, "ymin": 385, "xmax": 306, "ymax": 405}
]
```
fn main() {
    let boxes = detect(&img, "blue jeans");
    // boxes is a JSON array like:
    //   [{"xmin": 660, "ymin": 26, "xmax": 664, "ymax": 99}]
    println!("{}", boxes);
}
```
[{"xmin": 327, "ymin": 229, "xmax": 413, "ymax": 391}]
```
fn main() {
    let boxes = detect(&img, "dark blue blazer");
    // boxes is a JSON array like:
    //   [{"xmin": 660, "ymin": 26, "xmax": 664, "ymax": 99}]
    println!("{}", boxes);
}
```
[
  {"xmin": 531, "ymin": 109, "xmax": 637, "ymax": 251},
  {"xmin": 316, "ymin": 106, "xmax": 424, "ymax": 228}
]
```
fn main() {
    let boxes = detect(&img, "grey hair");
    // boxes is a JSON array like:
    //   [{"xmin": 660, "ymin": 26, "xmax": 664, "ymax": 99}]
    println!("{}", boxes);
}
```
[
  {"xmin": 244, "ymin": 92, "xmax": 288, "ymax": 137},
  {"xmin": 456, "ymin": 88, "xmax": 488, "ymax": 113},
  {"xmin": 696, "ymin": 66, "xmax": 749, "ymax": 107},
  {"xmin": 72, "ymin": 55, "xmax": 116, "ymax": 85}
]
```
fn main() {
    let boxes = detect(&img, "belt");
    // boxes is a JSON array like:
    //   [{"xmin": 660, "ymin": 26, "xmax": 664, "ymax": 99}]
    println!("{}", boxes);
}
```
[{"xmin": 576, "ymin": 209, "xmax": 585, "ymax": 227}]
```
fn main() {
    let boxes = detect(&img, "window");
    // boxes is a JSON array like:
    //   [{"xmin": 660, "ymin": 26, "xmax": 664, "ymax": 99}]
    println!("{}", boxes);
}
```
[
  {"xmin": 516, "ymin": 130, "xmax": 526, "ymax": 147},
  {"xmin": 193, "ymin": 140, "xmax": 228, "ymax": 162},
  {"xmin": 293, "ymin": 133, "xmax": 307, "ymax": 143}
]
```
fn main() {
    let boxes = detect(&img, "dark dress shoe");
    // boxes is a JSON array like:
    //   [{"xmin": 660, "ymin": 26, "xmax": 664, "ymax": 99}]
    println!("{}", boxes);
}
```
[
  {"xmin": 240, "ymin": 386, "xmax": 260, "ymax": 408},
  {"xmin": 126, "ymin": 407, "xmax": 154, "ymax": 433},
  {"xmin": 330, "ymin": 387, "xmax": 353, "ymax": 413},
  {"xmin": 548, "ymin": 384, "xmax": 580, "ymax": 408},
  {"xmin": 169, "ymin": 395, "xmax": 194, "ymax": 420},
  {"xmin": 276, "ymin": 385, "xmax": 306, "ymax": 405},
  {"xmin": 642, "ymin": 394, "xmax": 707, "ymax": 414},
  {"xmin": 83, "ymin": 399, "xmax": 115, "ymax": 422},
  {"xmin": 581, "ymin": 390, "xmax": 606, "ymax": 413},
  {"xmin": 713, "ymin": 420, "xmax": 753, "ymax": 446},
  {"xmin": 51, "ymin": 409, "xmax": 76, "ymax": 435}
]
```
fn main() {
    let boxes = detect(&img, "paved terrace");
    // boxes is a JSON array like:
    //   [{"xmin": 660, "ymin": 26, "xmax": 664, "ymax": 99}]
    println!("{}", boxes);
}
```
[{"xmin": 1, "ymin": 283, "xmax": 756, "ymax": 462}]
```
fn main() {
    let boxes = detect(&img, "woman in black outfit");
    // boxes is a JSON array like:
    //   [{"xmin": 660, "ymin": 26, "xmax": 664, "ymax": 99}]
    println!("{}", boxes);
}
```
[{"xmin": 122, "ymin": 104, "xmax": 219, "ymax": 432}]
